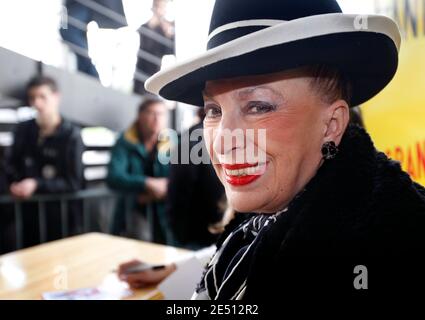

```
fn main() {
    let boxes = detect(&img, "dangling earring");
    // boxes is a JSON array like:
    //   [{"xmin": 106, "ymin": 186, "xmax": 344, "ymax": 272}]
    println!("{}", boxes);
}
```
[{"xmin": 321, "ymin": 141, "xmax": 338, "ymax": 160}]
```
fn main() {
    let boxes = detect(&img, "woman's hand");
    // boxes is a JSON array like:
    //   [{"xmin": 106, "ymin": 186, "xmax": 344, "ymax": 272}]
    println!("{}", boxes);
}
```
[{"xmin": 117, "ymin": 259, "xmax": 176, "ymax": 289}]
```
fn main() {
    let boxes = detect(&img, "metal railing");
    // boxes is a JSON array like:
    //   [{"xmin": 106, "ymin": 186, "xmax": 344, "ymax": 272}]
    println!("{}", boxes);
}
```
[
  {"xmin": 0, "ymin": 188, "xmax": 134, "ymax": 251},
  {"xmin": 65, "ymin": 16, "xmax": 161, "ymax": 82},
  {"xmin": 62, "ymin": 0, "xmax": 175, "ymax": 83},
  {"xmin": 74, "ymin": 0, "xmax": 174, "ymax": 48}
]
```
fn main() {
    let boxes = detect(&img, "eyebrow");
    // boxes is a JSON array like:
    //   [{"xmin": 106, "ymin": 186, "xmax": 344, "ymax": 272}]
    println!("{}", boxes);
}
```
[
  {"xmin": 236, "ymin": 85, "xmax": 284, "ymax": 100},
  {"xmin": 202, "ymin": 85, "xmax": 284, "ymax": 101}
]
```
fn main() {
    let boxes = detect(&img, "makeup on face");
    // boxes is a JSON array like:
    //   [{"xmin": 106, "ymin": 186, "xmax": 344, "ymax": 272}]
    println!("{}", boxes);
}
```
[
  {"xmin": 221, "ymin": 162, "xmax": 268, "ymax": 186},
  {"xmin": 201, "ymin": 72, "xmax": 331, "ymax": 213}
]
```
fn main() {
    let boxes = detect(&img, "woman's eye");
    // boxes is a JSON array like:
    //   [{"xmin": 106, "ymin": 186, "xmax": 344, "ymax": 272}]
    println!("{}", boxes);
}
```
[
  {"xmin": 204, "ymin": 105, "xmax": 222, "ymax": 118},
  {"xmin": 246, "ymin": 102, "xmax": 276, "ymax": 114}
]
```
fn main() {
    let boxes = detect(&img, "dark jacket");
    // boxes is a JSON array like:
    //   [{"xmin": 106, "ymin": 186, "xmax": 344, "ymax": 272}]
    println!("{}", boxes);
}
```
[
  {"xmin": 166, "ymin": 123, "xmax": 225, "ymax": 250},
  {"xmin": 3, "ymin": 118, "xmax": 84, "ymax": 247},
  {"xmin": 134, "ymin": 22, "xmax": 175, "ymax": 94},
  {"xmin": 4, "ymin": 118, "xmax": 84, "ymax": 193},
  {"xmin": 107, "ymin": 124, "xmax": 171, "ymax": 244},
  {"xmin": 215, "ymin": 124, "xmax": 425, "ymax": 299},
  {"xmin": 137, "ymin": 22, "xmax": 175, "ymax": 76}
]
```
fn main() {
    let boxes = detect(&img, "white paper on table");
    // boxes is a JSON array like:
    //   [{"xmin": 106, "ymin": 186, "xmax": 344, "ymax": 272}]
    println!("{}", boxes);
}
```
[
  {"xmin": 158, "ymin": 256, "xmax": 204, "ymax": 300},
  {"xmin": 42, "ymin": 274, "xmax": 132, "ymax": 300},
  {"xmin": 42, "ymin": 287, "xmax": 132, "ymax": 300}
]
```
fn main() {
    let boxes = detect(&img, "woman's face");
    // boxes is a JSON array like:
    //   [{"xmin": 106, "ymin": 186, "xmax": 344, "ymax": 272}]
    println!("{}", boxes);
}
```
[{"xmin": 203, "ymin": 70, "xmax": 345, "ymax": 213}]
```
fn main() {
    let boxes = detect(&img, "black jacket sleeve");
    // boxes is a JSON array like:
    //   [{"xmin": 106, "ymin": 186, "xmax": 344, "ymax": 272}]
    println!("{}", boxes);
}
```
[
  {"xmin": 3, "ymin": 122, "xmax": 27, "ymax": 184},
  {"xmin": 166, "ymin": 159, "xmax": 199, "ymax": 246},
  {"xmin": 166, "ymin": 139, "xmax": 225, "ymax": 248}
]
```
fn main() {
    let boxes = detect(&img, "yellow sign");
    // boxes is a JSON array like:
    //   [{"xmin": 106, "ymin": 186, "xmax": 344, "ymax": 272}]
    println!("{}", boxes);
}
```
[{"xmin": 362, "ymin": 0, "xmax": 425, "ymax": 186}]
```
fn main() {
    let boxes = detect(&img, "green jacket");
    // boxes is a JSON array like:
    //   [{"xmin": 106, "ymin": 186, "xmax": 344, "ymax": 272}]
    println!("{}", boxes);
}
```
[{"xmin": 107, "ymin": 124, "xmax": 172, "ymax": 244}]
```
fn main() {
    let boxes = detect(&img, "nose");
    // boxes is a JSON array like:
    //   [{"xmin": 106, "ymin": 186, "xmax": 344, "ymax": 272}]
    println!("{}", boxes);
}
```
[
  {"xmin": 209, "ymin": 111, "xmax": 246, "ymax": 164},
  {"xmin": 33, "ymin": 102, "xmax": 42, "ymax": 110},
  {"xmin": 31, "ymin": 98, "xmax": 42, "ymax": 109}
]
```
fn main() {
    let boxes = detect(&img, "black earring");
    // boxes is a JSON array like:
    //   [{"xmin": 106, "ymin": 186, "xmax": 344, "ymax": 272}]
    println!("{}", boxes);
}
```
[{"xmin": 321, "ymin": 141, "xmax": 338, "ymax": 160}]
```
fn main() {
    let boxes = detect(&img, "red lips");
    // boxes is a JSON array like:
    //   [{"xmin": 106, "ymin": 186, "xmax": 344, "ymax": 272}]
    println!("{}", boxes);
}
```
[
  {"xmin": 221, "ymin": 162, "xmax": 267, "ymax": 186},
  {"xmin": 221, "ymin": 163, "xmax": 257, "ymax": 170}
]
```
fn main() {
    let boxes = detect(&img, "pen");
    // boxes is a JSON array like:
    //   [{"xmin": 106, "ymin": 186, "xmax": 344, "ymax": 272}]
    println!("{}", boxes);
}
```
[{"xmin": 113, "ymin": 263, "xmax": 166, "ymax": 275}]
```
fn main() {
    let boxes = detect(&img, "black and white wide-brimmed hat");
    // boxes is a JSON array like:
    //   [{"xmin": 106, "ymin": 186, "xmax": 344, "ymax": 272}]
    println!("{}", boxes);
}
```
[{"xmin": 145, "ymin": 0, "xmax": 401, "ymax": 107}]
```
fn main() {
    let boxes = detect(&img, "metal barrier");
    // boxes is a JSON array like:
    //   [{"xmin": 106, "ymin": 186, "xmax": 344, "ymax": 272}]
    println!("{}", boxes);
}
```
[
  {"xmin": 63, "ymin": 0, "xmax": 174, "ymax": 83},
  {"xmin": 0, "ymin": 188, "xmax": 133, "ymax": 251}
]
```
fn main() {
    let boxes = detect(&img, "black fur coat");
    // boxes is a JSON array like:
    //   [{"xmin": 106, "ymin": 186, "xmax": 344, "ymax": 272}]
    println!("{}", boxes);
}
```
[{"xmin": 216, "ymin": 124, "xmax": 425, "ymax": 299}]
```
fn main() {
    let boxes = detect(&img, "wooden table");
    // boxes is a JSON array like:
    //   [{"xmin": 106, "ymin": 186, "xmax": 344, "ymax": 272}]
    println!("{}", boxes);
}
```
[{"xmin": 0, "ymin": 233, "xmax": 191, "ymax": 300}]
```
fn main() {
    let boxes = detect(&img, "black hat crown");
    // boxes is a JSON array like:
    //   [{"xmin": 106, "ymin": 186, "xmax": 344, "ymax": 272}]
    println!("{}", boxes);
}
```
[{"xmin": 207, "ymin": 0, "xmax": 342, "ymax": 49}]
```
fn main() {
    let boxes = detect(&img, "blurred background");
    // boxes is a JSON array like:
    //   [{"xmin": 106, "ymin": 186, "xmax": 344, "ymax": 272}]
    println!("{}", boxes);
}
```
[{"xmin": 0, "ymin": 0, "xmax": 424, "ymax": 253}]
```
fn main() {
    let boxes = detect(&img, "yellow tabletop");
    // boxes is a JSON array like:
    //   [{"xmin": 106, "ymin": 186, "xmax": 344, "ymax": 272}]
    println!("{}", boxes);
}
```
[{"xmin": 0, "ymin": 233, "xmax": 191, "ymax": 300}]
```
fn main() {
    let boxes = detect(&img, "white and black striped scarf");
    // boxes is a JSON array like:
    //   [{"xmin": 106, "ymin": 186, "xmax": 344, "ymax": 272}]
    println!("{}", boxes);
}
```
[{"xmin": 192, "ymin": 210, "xmax": 286, "ymax": 300}]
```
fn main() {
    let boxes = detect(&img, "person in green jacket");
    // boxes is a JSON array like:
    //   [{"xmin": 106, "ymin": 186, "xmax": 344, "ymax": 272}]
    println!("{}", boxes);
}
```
[{"xmin": 107, "ymin": 97, "xmax": 173, "ymax": 245}]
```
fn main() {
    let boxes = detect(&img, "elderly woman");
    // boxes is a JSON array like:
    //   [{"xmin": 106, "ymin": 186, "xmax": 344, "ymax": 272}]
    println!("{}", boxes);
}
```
[{"xmin": 145, "ymin": 0, "xmax": 425, "ymax": 299}]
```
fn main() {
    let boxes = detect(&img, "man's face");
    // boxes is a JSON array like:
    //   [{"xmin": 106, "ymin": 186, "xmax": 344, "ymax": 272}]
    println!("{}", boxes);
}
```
[
  {"xmin": 28, "ymin": 85, "xmax": 60, "ymax": 116},
  {"xmin": 138, "ymin": 102, "xmax": 168, "ymax": 137},
  {"xmin": 153, "ymin": 0, "xmax": 167, "ymax": 17}
]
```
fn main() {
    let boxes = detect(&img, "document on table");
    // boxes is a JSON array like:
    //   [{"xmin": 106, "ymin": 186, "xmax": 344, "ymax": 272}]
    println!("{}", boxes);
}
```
[
  {"xmin": 158, "ymin": 256, "xmax": 204, "ymax": 300},
  {"xmin": 42, "ymin": 287, "xmax": 132, "ymax": 300},
  {"xmin": 42, "ymin": 273, "xmax": 132, "ymax": 300}
]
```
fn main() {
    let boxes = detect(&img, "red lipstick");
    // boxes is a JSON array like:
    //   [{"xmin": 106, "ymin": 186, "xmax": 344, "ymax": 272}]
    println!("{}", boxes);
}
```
[{"xmin": 221, "ymin": 162, "xmax": 267, "ymax": 186}]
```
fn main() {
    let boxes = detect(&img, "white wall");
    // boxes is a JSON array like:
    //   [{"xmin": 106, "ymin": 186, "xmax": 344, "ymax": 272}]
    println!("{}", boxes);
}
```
[
  {"xmin": 337, "ymin": 0, "xmax": 375, "ymax": 14},
  {"xmin": 173, "ymin": 0, "xmax": 215, "ymax": 132},
  {"xmin": 0, "ymin": 0, "xmax": 65, "ymax": 66}
]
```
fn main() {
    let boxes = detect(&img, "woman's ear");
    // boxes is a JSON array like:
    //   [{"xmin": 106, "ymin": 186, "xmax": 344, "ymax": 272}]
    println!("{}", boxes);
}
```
[{"xmin": 323, "ymin": 99, "xmax": 350, "ymax": 145}]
